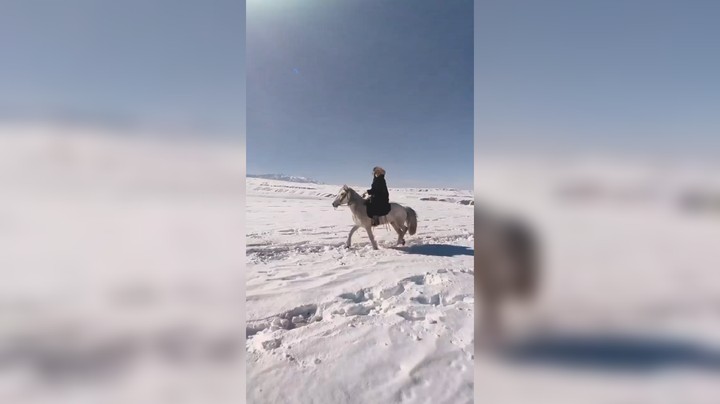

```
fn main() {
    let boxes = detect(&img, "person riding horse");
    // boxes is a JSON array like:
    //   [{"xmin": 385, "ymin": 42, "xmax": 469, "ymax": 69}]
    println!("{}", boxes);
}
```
[{"xmin": 364, "ymin": 166, "xmax": 392, "ymax": 226}]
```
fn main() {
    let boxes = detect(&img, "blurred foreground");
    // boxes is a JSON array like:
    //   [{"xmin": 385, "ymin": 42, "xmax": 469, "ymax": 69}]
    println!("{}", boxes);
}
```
[
  {"xmin": 0, "ymin": 123, "xmax": 245, "ymax": 404},
  {"xmin": 474, "ymin": 155, "xmax": 720, "ymax": 403}
]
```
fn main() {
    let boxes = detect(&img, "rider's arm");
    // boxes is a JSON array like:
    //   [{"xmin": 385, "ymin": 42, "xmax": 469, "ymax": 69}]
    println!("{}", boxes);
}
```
[{"xmin": 369, "ymin": 178, "xmax": 380, "ymax": 195}]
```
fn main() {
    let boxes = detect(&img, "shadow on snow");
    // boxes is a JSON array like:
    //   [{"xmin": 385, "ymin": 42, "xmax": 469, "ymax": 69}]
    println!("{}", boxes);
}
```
[
  {"xmin": 500, "ymin": 332, "xmax": 720, "ymax": 372},
  {"xmin": 392, "ymin": 244, "xmax": 473, "ymax": 257}
]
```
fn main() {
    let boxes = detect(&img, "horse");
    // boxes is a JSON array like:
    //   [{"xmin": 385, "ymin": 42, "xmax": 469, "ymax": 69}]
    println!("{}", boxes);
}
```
[
  {"xmin": 331, "ymin": 185, "xmax": 418, "ymax": 250},
  {"xmin": 474, "ymin": 205, "xmax": 540, "ymax": 344}
]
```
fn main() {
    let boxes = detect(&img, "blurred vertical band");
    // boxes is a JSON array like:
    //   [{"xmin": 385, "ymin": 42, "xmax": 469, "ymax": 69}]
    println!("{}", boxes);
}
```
[
  {"xmin": 475, "ymin": 1, "xmax": 720, "ymax": 403},
  {"xmin": 0, "ymin": 1, "xmax": 246, "ymax": 403}
]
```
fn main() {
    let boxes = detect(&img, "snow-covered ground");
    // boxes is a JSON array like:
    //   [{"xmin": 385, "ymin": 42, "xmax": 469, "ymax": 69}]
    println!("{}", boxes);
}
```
[
  {"xmin": 246, "ymin": 178, "xmax": 474, "ymax": 404},
  {"xmin": 0, "ymin": 125, "xmax": 245, "ymax": 404},
  {"xmin": 474, "ymin": 157, "xmax": 720, "ymax": 404},
  {"xmin": 5, "ymin": 125, "xmax": 719, "ymax": 404}
]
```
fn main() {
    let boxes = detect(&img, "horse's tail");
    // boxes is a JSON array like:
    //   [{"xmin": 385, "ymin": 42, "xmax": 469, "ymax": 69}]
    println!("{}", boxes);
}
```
[{"xmin": 405, "ymin": 207, "xmax": 418, "ymax": 235}]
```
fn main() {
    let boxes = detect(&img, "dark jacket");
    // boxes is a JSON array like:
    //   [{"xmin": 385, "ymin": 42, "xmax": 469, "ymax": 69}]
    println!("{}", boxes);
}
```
[{"xmin": 366, "ymin": 175, "xmax": 391, "ymax": 217}]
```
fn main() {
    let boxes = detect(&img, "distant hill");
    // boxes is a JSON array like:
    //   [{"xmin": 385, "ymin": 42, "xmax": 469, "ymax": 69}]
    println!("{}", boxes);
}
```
[{"xmin": 247, "ymin": 174, "xmax": 323, "ymax": 184}]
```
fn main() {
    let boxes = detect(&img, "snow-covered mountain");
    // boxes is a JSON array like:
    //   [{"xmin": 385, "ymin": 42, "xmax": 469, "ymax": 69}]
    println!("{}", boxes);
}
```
[{"xmin": 247, "ymin": 173, "xmax": 322, "ymax": 184}]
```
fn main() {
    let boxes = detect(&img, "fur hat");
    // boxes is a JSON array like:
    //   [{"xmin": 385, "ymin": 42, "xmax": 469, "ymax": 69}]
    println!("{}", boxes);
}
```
[{"xmin": 373, "ymin": 166, "xmax": 386, "ymax": 176}]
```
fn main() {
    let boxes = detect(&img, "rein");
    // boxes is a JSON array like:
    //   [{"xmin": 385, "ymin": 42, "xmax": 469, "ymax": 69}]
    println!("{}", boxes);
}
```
[{"xmin": 341, "ymin": 188, "xmax": 364, "ymax": 206}]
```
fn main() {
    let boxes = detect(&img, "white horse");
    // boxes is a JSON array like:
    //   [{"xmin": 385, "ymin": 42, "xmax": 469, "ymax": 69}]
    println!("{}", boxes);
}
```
[{"xmin": 332, "ymin": 185, "xmax": 417, "ymax": 250}]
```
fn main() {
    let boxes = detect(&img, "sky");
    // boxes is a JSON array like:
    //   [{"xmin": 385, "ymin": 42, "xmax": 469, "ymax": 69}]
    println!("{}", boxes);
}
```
[
  {"xmin": 476, "ymin": 0, "xmax": 720, "ymax": 159},
  {"xmin": 247, "ymin": 0, "xmax": 474, "ymax": 189},
  {"xmin": 5, "ymin": 1, "xmax": 714, "ymax": 188},
  {"xmin": 0, "ymin": 0, "xmax": 245, "ymax": 136}
]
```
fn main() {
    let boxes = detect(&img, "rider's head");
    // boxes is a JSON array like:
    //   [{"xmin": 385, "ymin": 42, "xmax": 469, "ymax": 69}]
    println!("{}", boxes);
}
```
[{"xmin": 373, "ymin": 166, "xmax": 386, "ymax": 177}]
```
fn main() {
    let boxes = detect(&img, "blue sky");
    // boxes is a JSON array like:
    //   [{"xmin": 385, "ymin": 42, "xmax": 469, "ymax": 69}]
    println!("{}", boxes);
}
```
[
  {"xmin": 476, "ymin": 0, "xmax": 720, "ymax": 158},
  {"xmin": 247, "ymin": 0, "xmax": 474, "ymax": 189},
  {"xmin": 0, "ymin": 0, "xmax": 245, "ymax": 136},
  {"xmin": 5, "ymin": 0, "xmax": 714, "ymax": 188}
]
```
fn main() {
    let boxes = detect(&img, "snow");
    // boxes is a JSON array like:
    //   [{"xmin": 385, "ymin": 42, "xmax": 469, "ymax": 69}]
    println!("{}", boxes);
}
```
[
  {"xmin": 474, "ymin": 157, "xmax": 720, "ymax": 404},
  {"xmin": 246, "ymin": 174, "xmax": 323, "ymax": 184},
  {"xmin": 246, "ymin": 178, "xmax": 474, "ymax": 404},
  {"xmin": 0, "ymin": 125, "xmax": 245, "ymax": 404},
  {"xmin": 5, "ymin": 123, "xmax": 719, "ymax": 403}
]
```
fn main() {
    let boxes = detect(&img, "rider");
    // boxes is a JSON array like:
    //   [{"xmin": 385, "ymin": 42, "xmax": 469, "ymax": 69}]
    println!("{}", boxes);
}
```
[{"xmin": 364, "ymin": 166, "xmax": 391, "ymax": 226}]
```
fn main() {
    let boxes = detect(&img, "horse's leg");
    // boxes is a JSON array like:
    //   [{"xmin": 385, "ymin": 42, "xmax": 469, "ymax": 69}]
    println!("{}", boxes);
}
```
[
  {"xmin": 399, "ymin": 220, "xmax": 408, "ymax": 241},
  {"xmin": 397, "ymin": 216, "xmax": 408, "ymax": 243},
  {"xmin": 365, "ymin": 226, "xmax": 379, "ymax": 250},
  {"xmin": 397, "ymin": 210, "xmax": 409, "ymax": 237},
  {"xmin": 390, "ymin": 222, "xmax": 403, "ymax": 245},
  {"xmin": 346, "ymin": 225, "xmax": 359, "ymax": 248}
]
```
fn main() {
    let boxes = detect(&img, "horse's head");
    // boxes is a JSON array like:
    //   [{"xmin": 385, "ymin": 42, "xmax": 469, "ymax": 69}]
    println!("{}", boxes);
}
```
[{"xmin": 332, "ymin": 185, "xmax": 351, "ymax": 208}]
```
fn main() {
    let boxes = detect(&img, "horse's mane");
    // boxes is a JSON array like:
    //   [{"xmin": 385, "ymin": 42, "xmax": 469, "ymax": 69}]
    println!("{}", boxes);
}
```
[
  {"xmin": 345, "ymin": 186, "xmax": 361, "ymax": 197},
  {"xmin": 341, "ymin": 186, "xmax": 365, "ymax": 205}
]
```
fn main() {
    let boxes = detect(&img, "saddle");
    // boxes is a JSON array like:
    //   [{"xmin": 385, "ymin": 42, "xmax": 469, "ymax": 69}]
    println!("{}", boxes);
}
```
[{"xmin": 364, "ymin": 196, "xmax": 390, "ymax": 227}]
